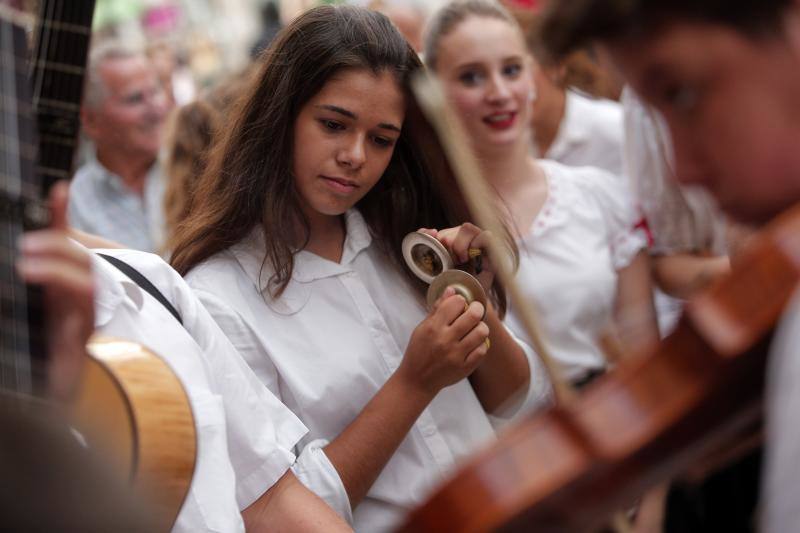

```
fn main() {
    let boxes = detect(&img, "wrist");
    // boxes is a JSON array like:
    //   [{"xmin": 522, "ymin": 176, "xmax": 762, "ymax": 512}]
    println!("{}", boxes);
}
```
[{"xmin": 389, "ymin": 366, "xmax": 438, "ymax": 406}]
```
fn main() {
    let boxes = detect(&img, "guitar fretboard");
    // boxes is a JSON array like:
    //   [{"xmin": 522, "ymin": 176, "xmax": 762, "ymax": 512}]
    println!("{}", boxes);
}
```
[
  {"xmin": 1, "ymin": 15, "xmax": 46, "ymax": 397},
  {"xmin": 30, "ymin": 1, "xmax": 95, "ymax": 193}
]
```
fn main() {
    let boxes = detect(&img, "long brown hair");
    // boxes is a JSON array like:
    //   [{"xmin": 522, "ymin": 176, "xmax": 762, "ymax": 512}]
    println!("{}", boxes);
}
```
[
  {"xmin": 162, "ymin": 99, "xmax": 220, "ymax": 250},
  {"xmin": 170, "ymin": 4, "xmax": 512, "ymax": 313}
]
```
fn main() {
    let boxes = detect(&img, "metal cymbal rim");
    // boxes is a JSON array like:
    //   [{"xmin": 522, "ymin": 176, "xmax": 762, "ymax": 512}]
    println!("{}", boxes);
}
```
[{"xmin": 402, "ymin": 231, "xmax": 454, "ymax": 284}]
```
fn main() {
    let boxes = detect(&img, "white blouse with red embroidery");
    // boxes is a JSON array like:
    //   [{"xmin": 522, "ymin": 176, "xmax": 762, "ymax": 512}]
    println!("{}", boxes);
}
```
[{"xmin": 506, "ymin": 159, "xmax": 648, "ymax": 381}]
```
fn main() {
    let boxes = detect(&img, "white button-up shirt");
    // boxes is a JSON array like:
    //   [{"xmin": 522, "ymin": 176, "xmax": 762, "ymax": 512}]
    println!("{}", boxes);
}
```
[
  {"xmin": 506, "ymin": 160, "xmax": 648, "ymax": 381},
  {"xmin": 762, "ymin": 291, "xmax": 800, "ymax": 533},
  {"xmin": 92, "ymin": 248, "xmax": 307, "ymax": 532},
  {"xmin": 185, "ymin": 209, "xmax": 551, "ymax": 532},
  {"xmin": 545, "ymin": 90, "xmax": 625, "ymax": 176},
  {"xmin": 69, "ymin": 156, "xmax": 166, "ymax": 252},
  {"xmin": 621, "ymin": 87, "xmax": 727, "ymax": 256}
]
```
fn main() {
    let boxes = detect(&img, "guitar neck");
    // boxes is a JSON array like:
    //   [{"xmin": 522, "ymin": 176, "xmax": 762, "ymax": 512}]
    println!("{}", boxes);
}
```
[
  {"xmin": 1, "ymin": 13, "xmax": 47, "ymax": 398},
  {"xmin": 30, "ymin": 0, "xmax": 95, "ymax": 194}
]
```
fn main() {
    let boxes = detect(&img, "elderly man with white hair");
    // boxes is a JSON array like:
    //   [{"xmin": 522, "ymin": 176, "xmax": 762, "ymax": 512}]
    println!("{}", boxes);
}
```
[{"xmin": 69, "ymin": 42, "xmax": 170, "ymax": 252}]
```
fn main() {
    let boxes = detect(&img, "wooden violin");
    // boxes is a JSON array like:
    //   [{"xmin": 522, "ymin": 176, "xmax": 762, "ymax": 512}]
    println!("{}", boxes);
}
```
[{"xmin": 398, "ymin": 73, "xmax": 800, "ymax": 533}]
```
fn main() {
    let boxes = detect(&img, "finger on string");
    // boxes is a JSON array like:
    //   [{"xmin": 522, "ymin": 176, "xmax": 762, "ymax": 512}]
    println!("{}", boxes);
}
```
[
  {"xmin": 16, "ymin": 259, "xmax": 94, "ymax": 296},
  {"xmin": 19, "ymin": 232, "xmax": 92, "ymax": 268},
  {"xmin": 47, "ymin": 180, "xmax": 70, "ymax": 231}
]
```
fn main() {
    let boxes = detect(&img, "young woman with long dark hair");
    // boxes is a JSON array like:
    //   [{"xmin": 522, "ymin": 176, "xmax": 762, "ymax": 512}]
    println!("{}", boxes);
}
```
[{"xmin": 171, "ymin": 5, "xmax": 550, "ymax": 531}]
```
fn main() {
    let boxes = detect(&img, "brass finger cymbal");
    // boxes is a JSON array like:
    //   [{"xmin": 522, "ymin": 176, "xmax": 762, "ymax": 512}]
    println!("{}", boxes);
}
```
[
  {"xmin": 426, "ymin": 269, "xmax": 487, "ymax": 319},
  {"xmin": 402, "ymin": 231, "xmax": 453, "ymax": 284}
]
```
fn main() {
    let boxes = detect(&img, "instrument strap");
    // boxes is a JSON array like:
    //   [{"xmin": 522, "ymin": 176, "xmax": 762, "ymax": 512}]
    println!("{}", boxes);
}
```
[{"xmin": 97, "ymin": 253, "xmax": 183, "ymax": 325}]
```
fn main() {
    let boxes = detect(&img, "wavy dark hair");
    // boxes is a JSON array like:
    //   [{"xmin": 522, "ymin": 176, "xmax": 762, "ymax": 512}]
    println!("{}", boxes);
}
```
[{"xmin": 170, "ymin": 4, "xmax": 513, "ymax": 314}]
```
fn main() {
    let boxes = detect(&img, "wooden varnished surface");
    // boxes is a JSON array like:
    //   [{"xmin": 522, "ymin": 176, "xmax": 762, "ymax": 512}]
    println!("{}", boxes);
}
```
[{"xmin": 70, "ymin": 336, "xmax": 196, "ymax": 531}]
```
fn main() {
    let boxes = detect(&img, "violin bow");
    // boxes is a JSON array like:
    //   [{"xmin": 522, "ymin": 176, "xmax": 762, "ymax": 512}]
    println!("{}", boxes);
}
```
[
  {"xmin": 411, "ymin": 72, "xmax": 575, "ymax": 406},
  {"xmin": 411, "ymin": 70, "xmax": 640, "ymax": 533}
]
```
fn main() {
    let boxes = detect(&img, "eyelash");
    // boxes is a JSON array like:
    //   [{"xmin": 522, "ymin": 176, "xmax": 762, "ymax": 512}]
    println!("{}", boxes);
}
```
[{"xmin": 318, "ymin": 119, "xmax": 395, "ymax": 148}]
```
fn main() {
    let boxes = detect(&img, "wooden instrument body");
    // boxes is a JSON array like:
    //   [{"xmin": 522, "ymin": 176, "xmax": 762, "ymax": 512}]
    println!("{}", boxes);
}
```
[
  {"xmin": 400, "ymin": 204, "xmax": 800, "ymax": 532},
  {"xmin": 70, "ymin": 336, "xmax": 196, "ymax": 530},
  {"xmin": 0, "ymin": 3, "xmax": 196, "ymax": 529}
]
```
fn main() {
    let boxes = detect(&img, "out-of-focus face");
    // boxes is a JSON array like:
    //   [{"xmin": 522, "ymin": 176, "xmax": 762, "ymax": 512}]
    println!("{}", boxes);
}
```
[
  {"xmin": 292, "ymin": 68, "xmax": 405, "ymax": 223},
  {"xmin": 610, "ymin": 21, "xmax": 800, "ymax": 225},
  {"xmin": 82, "ymin": 56, "xmax": 169, "ymax": 161},
  {"xmin": 434, "ymin": 15, "xmax": 533, "ymax": 152}
]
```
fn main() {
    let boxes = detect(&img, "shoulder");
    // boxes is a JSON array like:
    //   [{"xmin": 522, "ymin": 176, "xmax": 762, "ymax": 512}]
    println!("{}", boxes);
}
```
[
  {"xmin": 568, "ymin": 91, "xmax": 622, "ymax": 126},
  {"xmin": 538, "ymin": 160, "xmax": 638, "ymax": 233},
  {"xmin": 96, "ymin": 249, "xmax": 182, "ymax": 289},
  {"xmin": 185, "ymin": 250, "xmax": 249, "ymax": 293},
  {"xmin": 70, "ymin": 161, "xmax": 104, "ymax": 192},
  {"xmin": 539, "ymin": 159, "xmax": 625, "ymax": 195}
]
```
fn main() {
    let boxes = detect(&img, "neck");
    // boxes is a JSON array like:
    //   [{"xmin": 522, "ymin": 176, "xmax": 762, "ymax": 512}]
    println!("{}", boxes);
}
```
[
  {"xmin": 531, "ymin": 88, "xmax": 567, "ymax": 156},
  {"xmin": 95, "ymin": 148, "xmax": 155, "ymax": 195},
  {"xmin": 474, "ymin": 133, "xmax": 539, "ymax": 194},
  {"xmin": 299, "ymin": 207, "xmax": 346, "ymax": 263}
]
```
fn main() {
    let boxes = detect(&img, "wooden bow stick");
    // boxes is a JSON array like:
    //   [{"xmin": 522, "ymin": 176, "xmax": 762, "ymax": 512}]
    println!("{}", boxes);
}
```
[{"xmin": 411, "ymin": 72, "xmax": 575, "ymax": 406}]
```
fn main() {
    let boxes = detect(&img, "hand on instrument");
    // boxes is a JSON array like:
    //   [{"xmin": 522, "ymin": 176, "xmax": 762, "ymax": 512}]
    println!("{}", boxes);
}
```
[
  {"xmin": 16, "ymin": 182, "xmax": 94, "ymax": 401},
  {"xmin": 398, "ymin": 286, "xmax": 490, "ymax": 396},
  {"xmin": 419, "ymin": 223, "xmax": 496, "ymax": 294}
]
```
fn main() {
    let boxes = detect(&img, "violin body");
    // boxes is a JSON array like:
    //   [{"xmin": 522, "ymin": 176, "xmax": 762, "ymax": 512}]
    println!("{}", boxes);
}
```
[{"xmin": 399, "ymin": 206, "xmax": 800, "ymax": 532}]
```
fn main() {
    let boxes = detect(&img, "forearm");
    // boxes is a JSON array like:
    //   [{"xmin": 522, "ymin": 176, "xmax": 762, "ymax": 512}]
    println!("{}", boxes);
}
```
[
  {"xmin": 468, "ymin": 305, "xmax": 530, "ymax": 413},
  {"xmin": 652, "ymin": 252, "xmax": 730, "ymax": 300},
  {"xmin": 243, "ymin": 471, "xmax": 352, "ymax": 533},
  {"xmin": 615, "ymin": 251, "xmax": 660, "ymax": 353},
  {"xmin": 323, "ymin": 371, "xmax": 435, "ymax": 509}
]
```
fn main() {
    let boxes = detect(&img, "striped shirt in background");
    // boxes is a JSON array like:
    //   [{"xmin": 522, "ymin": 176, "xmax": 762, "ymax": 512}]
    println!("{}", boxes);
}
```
[{"xmin": 68, "ymin": 156, "xmax": 166, "ymax": 253}]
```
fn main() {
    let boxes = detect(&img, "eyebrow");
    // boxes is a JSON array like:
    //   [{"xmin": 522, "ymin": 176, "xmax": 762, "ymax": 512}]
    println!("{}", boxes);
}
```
[
  {"xmin": 455, "ymin": 55, "xmax": 523, "ymax": 71},
  {"xmin": 315, "ymin": 104, "xmax": 401, "ymax": 133}
]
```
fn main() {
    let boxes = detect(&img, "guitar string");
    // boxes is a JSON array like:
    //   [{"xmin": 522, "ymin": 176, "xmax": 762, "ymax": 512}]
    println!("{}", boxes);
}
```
[{"xmin": 0, "ymin": 16, "xmax": 18, "ymax": 390}]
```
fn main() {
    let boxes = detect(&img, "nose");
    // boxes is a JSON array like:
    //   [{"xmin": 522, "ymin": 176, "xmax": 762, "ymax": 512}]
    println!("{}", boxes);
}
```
[
  {"xmin": 486, "ymin": 73, "xmax": 511, "ymax": 103},
  {"xmin": 337, "ymin": 134, "xmax": 366, "ymax": 171}
]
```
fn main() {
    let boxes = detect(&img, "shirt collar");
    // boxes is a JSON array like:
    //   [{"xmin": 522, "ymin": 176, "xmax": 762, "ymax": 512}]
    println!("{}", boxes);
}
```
[
  {"xmin": 91, "ymin": 249, "xmax": 145, "ymax": 327},
  {"xmin": 231, "ymin": 208, "xmax": 374, "ymax": 293},
  {"xmin": 87, "ymin": 152, "xmax": 160, "ymax": 194},
  {"xmin": 546, "ymin": 90, "xmax": 592, "ymax": 160}
]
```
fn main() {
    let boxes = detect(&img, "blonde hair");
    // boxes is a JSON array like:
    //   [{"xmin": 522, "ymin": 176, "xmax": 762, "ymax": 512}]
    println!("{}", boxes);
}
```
[{"xmin": 424, "ymin": 0, "xmax": 519, "ymax": 71}]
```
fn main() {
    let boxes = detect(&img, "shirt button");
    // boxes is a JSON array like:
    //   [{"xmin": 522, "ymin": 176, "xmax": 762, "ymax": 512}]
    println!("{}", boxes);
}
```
[{"xmin": 421, "ymin": 425, "xmax": 436, "ymax": 438}]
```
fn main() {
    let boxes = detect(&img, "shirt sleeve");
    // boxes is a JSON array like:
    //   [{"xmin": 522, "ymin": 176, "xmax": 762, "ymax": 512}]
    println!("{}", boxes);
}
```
[
  {"xmin": 112, "ymin": 251, "xmax": 309, "ymax": 512},
  {"xmin": 186, "ymin": 285, "xmax": 308, "ymax": 509},
  {"xmin": 190, "ymin": 284, "xmax": 353, "ymax": 523},
  {"xmin": 488, "ymin": 324, "xmax": 554, "ymax": 428},
  {"xmin": 292, "ymin": 440, "xmax": 354, "ymax": 524},
  {"xmin": 581, "ymin": 166, "xmax": 648, "ymax": 270},
  {"xmin": 762, "ymin": 293, "xmax": 800, "ymax": 533}
]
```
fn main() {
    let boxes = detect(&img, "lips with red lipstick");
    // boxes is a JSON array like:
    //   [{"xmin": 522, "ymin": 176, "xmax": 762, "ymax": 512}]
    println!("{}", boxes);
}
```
[
  {"xmin": 320, "ymin": 175, "xmax": 359, "ymax": 194},
  {"xmin": 483, "ymin": 110, "xmax": 517, "ymax": 130}
]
